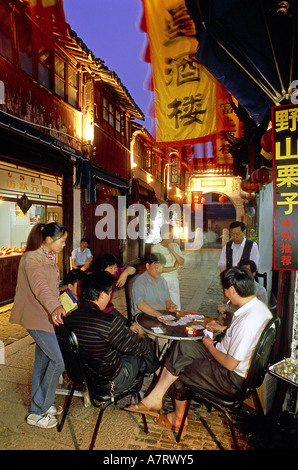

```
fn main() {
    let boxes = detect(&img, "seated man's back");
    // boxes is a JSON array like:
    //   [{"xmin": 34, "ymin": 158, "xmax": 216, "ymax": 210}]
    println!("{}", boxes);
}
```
[{"xmin": 67, "ymin": 271, "xmax": 159, "ymax": 395}]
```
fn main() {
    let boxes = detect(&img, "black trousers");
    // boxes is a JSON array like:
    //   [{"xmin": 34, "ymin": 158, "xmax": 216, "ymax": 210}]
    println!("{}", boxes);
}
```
[
  {"xmin": 92, "ymin": 337, "xmax": 159, "ymax": 397},
  {"xmin": 164, "ymin": 341, "xmax": 244, "ymax": 401}
]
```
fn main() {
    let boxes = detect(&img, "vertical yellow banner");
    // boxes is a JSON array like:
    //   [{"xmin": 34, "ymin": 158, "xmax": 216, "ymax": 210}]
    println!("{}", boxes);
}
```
[{"xmin": 142, "ymin": 0, "xmax": 225, "ymax": 145}]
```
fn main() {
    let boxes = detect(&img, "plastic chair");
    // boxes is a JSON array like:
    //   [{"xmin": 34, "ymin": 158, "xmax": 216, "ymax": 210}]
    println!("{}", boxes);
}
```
[
  {"xmin": 55, "ymin": 319, "xmax": 148, "ymax": 450},
  {"xmin": 176, "ymin": 317, "xmax": 280, "ymax": 449}
]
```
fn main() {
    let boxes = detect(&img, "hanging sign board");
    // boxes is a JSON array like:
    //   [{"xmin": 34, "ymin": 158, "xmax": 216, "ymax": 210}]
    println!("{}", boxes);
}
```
[
  {"xmin": 0, "ymin": 162, "xmax": 62, "ymax": 204},
  {"xmin": 272, "ymin": 104, "xmax": 298, "ymax": 270}
]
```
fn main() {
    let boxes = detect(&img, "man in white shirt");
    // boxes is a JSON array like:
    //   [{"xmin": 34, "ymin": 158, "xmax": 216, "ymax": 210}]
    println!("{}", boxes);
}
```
[
  {"xmin": 218, "ymin": 221, "xmax": 259, "ymax": 272},
  {"xmin": 125, "ymin": 267, "xmax": 272, "ymax": 430},
  {"xmin": 71, "ymin": 237, "xmax": 93, "ymax": 271}
]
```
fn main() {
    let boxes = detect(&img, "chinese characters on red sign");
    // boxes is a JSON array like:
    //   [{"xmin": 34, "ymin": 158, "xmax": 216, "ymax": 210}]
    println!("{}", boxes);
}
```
[{"xmin": 272, "ymin": 104, "xmax": 298, "ymax": 270}]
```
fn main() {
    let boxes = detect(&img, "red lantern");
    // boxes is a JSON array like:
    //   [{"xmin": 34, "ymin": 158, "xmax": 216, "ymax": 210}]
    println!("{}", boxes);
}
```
[
  {"xmin": 240, "ymin": 178, "xmax": 259, "ymax": 192},
  {"xmin": 218, "ymin": 195, "xmax": 228, "ymax": 204},
  {"xmin": 240, "ymin": 190, "xmax": 255, "ymax": 201},
  {"xmin": 261, "ymin": 129, "xmax": 272, "ymax": 153},
  {"xmin": 200, "ymin": 196, "xmax": 206, "ymax": 204},
  {"xmin": 98, "ymin": 188, "xmax": 112, "ymax": 199},
  {"xmin": 251, "ymin": 167, "xmax": 273, "ymax": 186}
]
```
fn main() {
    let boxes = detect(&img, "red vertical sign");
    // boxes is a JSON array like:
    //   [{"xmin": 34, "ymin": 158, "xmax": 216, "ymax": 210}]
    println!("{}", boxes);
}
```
[{"xmin": 272, "ymin": 104, "xmax": 298, "ymax": 270}]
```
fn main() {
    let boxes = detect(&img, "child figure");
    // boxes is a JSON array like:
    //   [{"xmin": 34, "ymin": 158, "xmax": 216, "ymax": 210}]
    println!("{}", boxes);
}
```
[
  {"xmin": 60, "ymin": 269, "xmax": 86, "ymax": 314},
  {"xmin": 94, "ymin": 253, "xmax": 136, "ymax": 314}
]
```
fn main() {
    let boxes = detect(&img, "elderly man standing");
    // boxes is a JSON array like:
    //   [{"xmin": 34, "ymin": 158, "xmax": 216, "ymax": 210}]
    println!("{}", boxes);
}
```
[
  {"xmin": 218, "ymin": 221, "xmax": 259, "ymax": 272},
  {"xmin": 132, "ymin": 253, "xmax": 177, "ymax": 320}
]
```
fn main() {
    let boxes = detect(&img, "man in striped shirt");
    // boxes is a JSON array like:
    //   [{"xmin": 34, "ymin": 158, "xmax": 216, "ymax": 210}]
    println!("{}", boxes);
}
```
[{"xmin": 67, "ymin": 271, "xmax": 159, "ymax": 398}]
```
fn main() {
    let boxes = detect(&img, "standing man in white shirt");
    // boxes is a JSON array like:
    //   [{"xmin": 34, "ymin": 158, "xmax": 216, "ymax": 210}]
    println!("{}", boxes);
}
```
[
  {"xmin": 71, "ymin": 237, "xmax": 93, "ymax": 271},
  {"xmin": 217, "ymin": 221, "xmax": 259, "ymax": 272}
]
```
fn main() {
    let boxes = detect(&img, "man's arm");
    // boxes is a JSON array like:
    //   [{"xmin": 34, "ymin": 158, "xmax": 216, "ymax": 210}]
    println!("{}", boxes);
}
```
[
  {"xmin": 165, "ymin": 299, "xmax": 177, "ymax": 312},
  {"xmin": 217, "ymin": 245, "xmax": 227, "ymax": 272},
  {"xmin": 137, "ymin": 301, "xmax": 162, "ymax": 318},
  {"xmin": 168, "ymin": 243, "xmax": 184, "ymax": 265},
  {"xmin": 116, "ymin": 266, "xmax": 136, "ymax": 287},
  {"xmin": 250, "ymin": 242, "xmax": 260, "ymax": 268},
  {"xmin": 203, "ymin": 336, "xmax": 240, "ymax": 371},
  {"xmin": 81, "ymin": 256, "xmax": 92, "ymax": 271}
]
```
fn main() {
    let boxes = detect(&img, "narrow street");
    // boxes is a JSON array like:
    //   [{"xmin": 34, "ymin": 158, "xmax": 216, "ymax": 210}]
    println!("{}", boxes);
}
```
[{"xmin": 0, "ymin": 247, "xmax": 297, "ymax": 451}]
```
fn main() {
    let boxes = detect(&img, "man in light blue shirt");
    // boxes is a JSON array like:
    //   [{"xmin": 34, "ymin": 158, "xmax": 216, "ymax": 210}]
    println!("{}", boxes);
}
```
[
  {"xmin": 71, "ymin": 237, "xmax": 93, "ymax": 271},
  {"xmin": 132, "ymin": 253, "xmax": 177, "ymax": 319}
]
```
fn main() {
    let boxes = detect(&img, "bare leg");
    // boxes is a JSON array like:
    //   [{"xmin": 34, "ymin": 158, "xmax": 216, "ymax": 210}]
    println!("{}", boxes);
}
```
[
  {"xmin": 135, "ymin": 366, "xmax": 178, "ymax": 411},
  {"xmin": 164, "ymin": 399, "xmax": 188, "ymax": 428}
]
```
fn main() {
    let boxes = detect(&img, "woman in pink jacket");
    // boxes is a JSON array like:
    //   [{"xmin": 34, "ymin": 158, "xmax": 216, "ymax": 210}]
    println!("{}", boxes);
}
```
[{"xmin": 10, "ymin": 222, "xmax": 68, "ymax": 429}]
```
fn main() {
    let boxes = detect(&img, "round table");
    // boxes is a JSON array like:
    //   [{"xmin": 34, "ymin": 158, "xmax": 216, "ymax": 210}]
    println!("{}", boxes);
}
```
[{"xmin": 135, "ymin": 310, "xmax": 214, "ymax": 359}]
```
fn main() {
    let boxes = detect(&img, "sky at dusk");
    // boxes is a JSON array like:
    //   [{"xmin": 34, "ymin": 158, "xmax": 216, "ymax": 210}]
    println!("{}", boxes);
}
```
[{"xmin": 63, "ymin": 0, "xmax": 154, "ymax": 132}]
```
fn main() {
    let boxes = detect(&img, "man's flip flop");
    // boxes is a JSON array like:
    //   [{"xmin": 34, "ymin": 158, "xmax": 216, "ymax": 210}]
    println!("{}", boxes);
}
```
[
  {"xmin": 124, "ymin": 401, "xmax": 160, "ymax": 418},
  {"xmin": 153, "ymin": 413, "xmax": 187, "ymax": 432}
]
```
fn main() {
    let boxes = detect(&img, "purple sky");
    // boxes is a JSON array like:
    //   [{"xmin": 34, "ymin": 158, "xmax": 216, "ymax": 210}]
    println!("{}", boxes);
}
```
[{"xmin": 63, "ymin": 0, "xmax": 153, "ymax": 131}]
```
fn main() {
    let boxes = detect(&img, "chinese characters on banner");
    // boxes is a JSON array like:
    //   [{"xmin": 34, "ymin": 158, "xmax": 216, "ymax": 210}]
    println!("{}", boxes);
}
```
[
  {"xmin": 141, "ymin": 0, "xmax": 227, "ymax": 145},
  {"xmin": 272, "ymin": 104, "xmax": 298, "ymax": 270}
]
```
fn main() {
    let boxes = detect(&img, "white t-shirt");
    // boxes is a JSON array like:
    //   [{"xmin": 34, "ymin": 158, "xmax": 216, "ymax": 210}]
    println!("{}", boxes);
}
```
[
  {"xmin": 152, "ymin": 242, "xmax": 184, "ymax": 279},
  {"xmin": 216, "ymin": 297, "xmax": 272, "ymax": 378}
]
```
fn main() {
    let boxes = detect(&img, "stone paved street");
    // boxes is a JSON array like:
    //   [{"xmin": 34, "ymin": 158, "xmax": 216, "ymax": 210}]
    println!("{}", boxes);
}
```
[{"xmin": 0, "ymin": 248, "xmax": 297, "ymax": 452}]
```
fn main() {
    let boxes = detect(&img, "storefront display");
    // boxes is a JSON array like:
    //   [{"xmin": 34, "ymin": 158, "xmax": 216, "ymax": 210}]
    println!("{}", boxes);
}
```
[{"xmin": 0, "ymin": 161, "xmax": 63, "ymax": 302}]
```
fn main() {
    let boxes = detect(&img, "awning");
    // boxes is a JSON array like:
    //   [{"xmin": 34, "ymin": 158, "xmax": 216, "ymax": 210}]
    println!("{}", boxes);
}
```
[
  {"xmin": 92, "ymin": 167, "xmax": 129, "ymax": 190},
  {"xmin": 0, "ymin": 110, "xmax": 85, "ymax": 162},
  {"xmin": 75, "ymin": 160, "xmax": 130, "ymax": 203},
  {"xmin": 187, "ymin": 0, "xmax": 298, "ymax": 126},
  {"xmin": 132, "ymin": 178, "xmax": 158, "ymax": 204}
]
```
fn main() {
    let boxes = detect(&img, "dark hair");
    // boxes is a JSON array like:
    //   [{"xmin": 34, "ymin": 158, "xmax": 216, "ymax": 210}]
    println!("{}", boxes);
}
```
[
  {"xmin": 66, "ymin": 269, "xmax": 86, "ymax": 285},
  {"xmin": 238, "ymin": 258, "xmax": 257, "ymax": 274},
  {"xmin": 94, "ymin": 253, "xmax": 117, "ymax": 271},
  {"xmin": 81, "ymin": 271, "xmax": 115, "ymax": 302},
  {"xmin": 229, "ymin": 221, "xmax": 246, "ymax": 232},
  {"xmin": 160, "ymin": 223, "xmax": 173, "ymax": 239},
  {"xmin": 25, "ymin": 222, "xmax": 68, "ymax": 252},
  {"xmin": 80, "ymin": 237, "xmax": 90, "ymax": 244},
  {"xmin": 220, "ymin": 267, "xmax": 255, "ymax": 297},
  {"xmin": 144, "ymin": 253, "xmax": 159, "ymax": 265}
]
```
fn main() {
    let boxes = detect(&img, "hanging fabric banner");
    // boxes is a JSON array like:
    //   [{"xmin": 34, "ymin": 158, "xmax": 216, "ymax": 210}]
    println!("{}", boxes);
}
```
[{"xmin": 141, "ymin": 0, "xmax": 227, "ymax": 146}]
